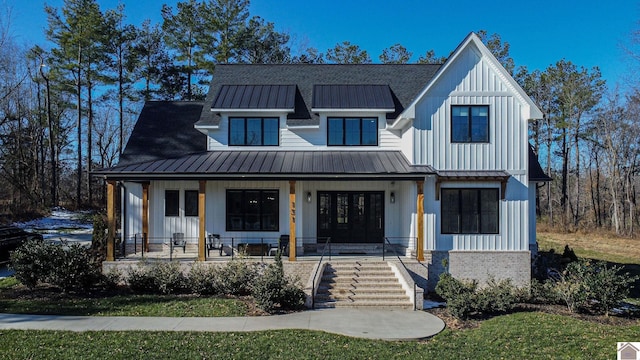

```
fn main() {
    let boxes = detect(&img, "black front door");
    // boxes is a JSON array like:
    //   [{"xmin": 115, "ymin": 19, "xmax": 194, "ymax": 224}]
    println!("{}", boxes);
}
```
[{"xmin": 317, "ymin": 191, "xmax": 384, "ymax": 243}]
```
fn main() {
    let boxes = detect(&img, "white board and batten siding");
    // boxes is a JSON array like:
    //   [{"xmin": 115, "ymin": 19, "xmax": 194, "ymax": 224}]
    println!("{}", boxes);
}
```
[
  {"xmin": 207, "ymin": 113, "xmax": 402, "ymax": 151},
  {"xmin": 410, "ymin": 41, "xmax": 532, "ymax": 252}
]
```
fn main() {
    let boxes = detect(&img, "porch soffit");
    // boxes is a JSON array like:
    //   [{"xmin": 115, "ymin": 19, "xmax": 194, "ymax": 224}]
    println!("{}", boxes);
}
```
[{"xmin": 93, "ymin": 150, "xmax": 435, "ymax": 181}]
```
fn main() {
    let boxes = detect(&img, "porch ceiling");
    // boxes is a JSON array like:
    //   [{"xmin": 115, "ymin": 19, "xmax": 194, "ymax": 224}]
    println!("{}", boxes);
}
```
[{"xmin": 93, "ymin": 150, "xmax": 435, "ymax": 181}]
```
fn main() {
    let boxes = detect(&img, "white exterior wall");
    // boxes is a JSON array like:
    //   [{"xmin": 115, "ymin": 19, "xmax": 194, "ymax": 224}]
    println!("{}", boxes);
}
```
[
  {"xmin": 411, "ymin": 43, "xmax": 532, "ymax": 252},
  {"xmin": 207, "ymin": 112, "xmax": 402, "ymax": 150}
]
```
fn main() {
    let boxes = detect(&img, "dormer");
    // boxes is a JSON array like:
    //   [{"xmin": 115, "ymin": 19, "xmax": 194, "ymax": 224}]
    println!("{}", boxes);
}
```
[{"xmin": 312, "ymin": 84, "xmax": 395, "ymax": 146}]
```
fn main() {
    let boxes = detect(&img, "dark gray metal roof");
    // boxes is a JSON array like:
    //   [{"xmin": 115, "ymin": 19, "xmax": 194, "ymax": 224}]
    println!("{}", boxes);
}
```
[
  {"xmin": 436, "ymin": 170, "xmax": 511, "ymax": 180},
  {"xmin": 118, "ymin": 101, "xmax": 206, "ymax": 166},
  {"xmin": 95, "ymin": 151, "xmax": 435, "ymax": 180},
  {"xmin": 198, "ymin": 64, "xmax": 441, "ymax": 127},
  {"xmin": 528, "ymin": 144, "xmax": 552, "ymax": 182},
  {"xmin": 212, "ymin": 84, "xmax": 296, "ymax": 110},
  {"xmin": 312, "ymin": 85, "xmax": 395, "ymax": 110}
]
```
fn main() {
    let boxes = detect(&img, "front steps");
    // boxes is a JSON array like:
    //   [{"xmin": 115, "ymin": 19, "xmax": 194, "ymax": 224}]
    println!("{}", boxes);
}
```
[{"xmin": 314, "ymin": 261, "xmax": 412, "ymax": 309}]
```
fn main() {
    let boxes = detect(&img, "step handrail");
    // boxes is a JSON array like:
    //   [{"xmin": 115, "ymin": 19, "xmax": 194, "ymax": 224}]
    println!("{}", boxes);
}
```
[
  {"xmin": 384, "ymin": 236, "xmax": 419, "ymax": 311},
  {"xmin": 311, "ymin": 236, "xmax": 331, "ymax": 309}
]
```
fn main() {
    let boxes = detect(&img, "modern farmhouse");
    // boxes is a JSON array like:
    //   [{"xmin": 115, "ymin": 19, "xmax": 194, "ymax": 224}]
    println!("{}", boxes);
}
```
[{"xmin": 95, "ymin": 32, "xmax": 550, "ymax": 289}]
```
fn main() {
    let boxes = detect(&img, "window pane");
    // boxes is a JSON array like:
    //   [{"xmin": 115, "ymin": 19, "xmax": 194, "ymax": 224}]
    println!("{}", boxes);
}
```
[
  {"xmin": 184, "ymin": 190, "xmax": 199, "ymax": 217},
  {"xmin": 480, "ymin": 189, "xmax": 499, "ymax": 233},
  {"xmin": 471, "ymin": 106, "xmax": 489, "ymax": 142},
  {"xmin": 261, "ymin": 191, "xmax": 278, "ymax": 230},
  {"xmin": 319, "ymin": 193, "xmax": 332, "ymax": 230},
  {"xmin": 165, "ymin": 190, "xmax": 179, "ymax": 217},
  {"xmin": 246, "ymin": 118, "xmax": 262, "ymax": 145},
  {"xmin": 441, "ymin": 189, "xmax": 460, "ymax": 234},
  {"xmin": 336, "ymin": 193, "xmax": 349, "ymax": 229},
  {"xmin": 452, "ymin": 106, "xmax": 470, "ymax": 142},
  {"xmin": 328, "ymin": 118, "xmax": 343, "ymax": 145},
  {"xmin": 226, "ymin": 191, "xmax": 244, "ymax": 230},
  {"xmin": 361, "ymin": 118, "xmax": 378, "ymax": 145},
  {"xmin": 344, "ymin": 118, "xmax": 360, "ymax": 145},
  {"xmin": 263, "ymin": 118, "xmax": 279, "ymax": 145},
  {"xmin": 460, "ymin": 189, "xmax": 479, "ymax": 233},
  {"xmin": 245, "ymin": 190, "xmax": 261, "ymax": 230},
  {"xmin": 230, "ymin": 118, "xmax": 245, "ymax": 145}
]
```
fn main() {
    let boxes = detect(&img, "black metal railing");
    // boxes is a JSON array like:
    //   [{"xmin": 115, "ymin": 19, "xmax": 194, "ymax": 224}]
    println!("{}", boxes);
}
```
[
  {"xmin": 384, "ymin": 236, "xmax": 419, "ymax": 311},
  {"xmin": 311, "ymin": 236, "xmax": 332, "ymax": 309}
]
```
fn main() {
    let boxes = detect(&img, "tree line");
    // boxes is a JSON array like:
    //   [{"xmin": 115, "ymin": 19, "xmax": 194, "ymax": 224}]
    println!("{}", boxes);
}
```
[{"xmin": 0, "ymin": 0, "xmax": 638, "ymax": 237}]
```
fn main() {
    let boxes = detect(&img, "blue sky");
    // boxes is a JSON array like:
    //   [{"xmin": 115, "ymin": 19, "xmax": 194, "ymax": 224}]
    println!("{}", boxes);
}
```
[{"xmin": 7, "ymin": 0, "xmax": 640, "ymax": 87}]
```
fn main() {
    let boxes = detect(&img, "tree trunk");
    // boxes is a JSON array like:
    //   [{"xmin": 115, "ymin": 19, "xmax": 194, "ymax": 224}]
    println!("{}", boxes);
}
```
[{"xmin": 76, "ymin": 43, "xmax": 83, "ymax": 209}]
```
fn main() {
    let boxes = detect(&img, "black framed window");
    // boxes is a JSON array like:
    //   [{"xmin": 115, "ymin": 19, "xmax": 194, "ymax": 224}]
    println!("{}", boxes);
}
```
[
  {"xmin": 165, "ymin": 190, "xmax": 179, "ymax": 217},
  {"xmin": 229, "ymin": 117, "xmax": 279, "ymax": 146},
  {"xmin": 226, "ymin": 190, "xmax": 279, "ymax": 231},
  {"xmin": 328, "ymin": 117, "xmax": 378, "ymax": 146},
  {"xmin": 451, "ymin": 105, "xmax": 489, "ymax": 143},
  {"xmin": 441, "ymin": 188, "xmax": 499, "ymax": 234},
  {"xmin": 184, "ymin": 190, "xmax": 199, "ymax": 217}
]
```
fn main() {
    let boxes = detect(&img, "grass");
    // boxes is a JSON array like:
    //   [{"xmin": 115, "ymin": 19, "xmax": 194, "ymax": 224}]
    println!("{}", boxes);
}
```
[
  {"xmin": 0, "ymin": 277, "xmax": 18, "ymax": 289},
  {"xmin": 0, "ymin": 312, "xmax": 637, "ymax": 359},
  {"xmin": 537, "ymin": 230, "xmax": 640, "ymax": 265},
  {"xmin": 0, "ymin": 291, "xmax": 248, "ymax": 317}
]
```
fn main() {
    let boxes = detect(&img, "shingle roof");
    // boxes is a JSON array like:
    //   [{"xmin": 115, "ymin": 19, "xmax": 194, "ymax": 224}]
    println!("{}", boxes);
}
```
[
  {"xmin": 118, "ymin": 101, "xmax": 206, "ymax": 166},
  {"xmin": 528, "ymin": 144, "xmax": 552, "ymax": 182},
  {"xmin": 312, "ymin": 85, "xmax": 395, "ymax": 110},
  {"xmin": 212, "ymin": 84, "xmax": 296, "ymax": 110},
  {"xmin": 95, "ymin": 150, "xmax": 435, "ymax": 180},
  {"xmin": 198, "ymin": 64, "xmax": 441, "ymax": 127}
]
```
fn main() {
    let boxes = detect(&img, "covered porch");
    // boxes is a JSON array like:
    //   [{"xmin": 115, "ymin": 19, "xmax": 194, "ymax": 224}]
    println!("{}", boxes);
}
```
[{"xmin": 95, "ymin": 150, "xmax": 434, "ymax": 262}]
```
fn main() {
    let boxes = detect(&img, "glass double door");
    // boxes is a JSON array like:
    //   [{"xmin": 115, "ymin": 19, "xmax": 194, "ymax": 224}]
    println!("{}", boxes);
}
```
[{"xmin": 317, "ymin": 191, "xmax": 384, "ymax": 243}]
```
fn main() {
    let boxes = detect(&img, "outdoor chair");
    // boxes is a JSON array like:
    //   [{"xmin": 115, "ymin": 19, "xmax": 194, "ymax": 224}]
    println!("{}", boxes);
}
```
[
  {"xmin": 171, "ymin": 232, "xmax": 186, "ymax": 253},
  {"xmin": 269, "ymin": 235, "xmax": 289, "ymax": 257},
  {"xmin": 206, "ymin": 233, "xmax": 222, "ymax": 257}
]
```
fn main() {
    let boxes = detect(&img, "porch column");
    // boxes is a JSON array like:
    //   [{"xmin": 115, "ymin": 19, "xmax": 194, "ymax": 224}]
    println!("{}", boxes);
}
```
[
  {"xmin": 142, "ymin": 182, "xmax": 149, "ymax": 251},
  {"xmin": 416, "ymin": 180, "xmax": 425, "ymax": 261},
  {"xmin": 198, "ymin": 180, "xmax": 206, "ymax": 261},
  {"xmin": 106, "ymin": 180, "xmax": 116, "ymax": 261},
  {"xmin": 289, "ymin": 180, "xmax": 296, "ymax": 261}
]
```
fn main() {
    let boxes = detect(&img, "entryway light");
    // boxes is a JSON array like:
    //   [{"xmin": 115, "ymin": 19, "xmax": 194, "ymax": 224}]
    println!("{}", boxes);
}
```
[
  {"xmin": 390, "ymin": 192, "xmax": 395, "ymax": 203},
  {"xmin": 307, "ymin": 191, "xmax": 312, "ymax": 203}
]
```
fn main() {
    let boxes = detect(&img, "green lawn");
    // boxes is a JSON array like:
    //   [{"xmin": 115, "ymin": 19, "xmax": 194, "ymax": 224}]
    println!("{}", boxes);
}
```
[
  {"xmin": 0, "ymin": 312, "xmax": 637, "ymax": 359},
  {"xmin": 0, "ymin": 291, "xmax": 248, "ymax": 317}
]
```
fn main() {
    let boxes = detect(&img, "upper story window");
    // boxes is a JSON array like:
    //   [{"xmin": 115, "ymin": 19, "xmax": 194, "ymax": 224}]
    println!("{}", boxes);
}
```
[
  {"xmin": 327, "ymin": 117, "xmax": 378, "ymax": 146},
  {"xmin": 229, "ymin": 117, "xmax": 279, "ymax": 146},
  {"xmin": 451, "ymin": 105, "xmax": 489, "ymax": 143}
]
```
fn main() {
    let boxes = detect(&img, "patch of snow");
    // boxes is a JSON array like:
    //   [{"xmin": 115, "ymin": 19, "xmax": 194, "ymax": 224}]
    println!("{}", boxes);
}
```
[
  {"xmin": 11, "ymin": 208, "xmax": 93, "ymax": 247},
  {"xmin": 423, "ymin": 300, "xmax": 446, "ymax": 309}
]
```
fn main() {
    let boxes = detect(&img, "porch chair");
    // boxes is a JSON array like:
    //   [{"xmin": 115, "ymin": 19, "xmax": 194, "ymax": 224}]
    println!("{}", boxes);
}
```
[
  {"xmin": 206, "ymin": 233, "xmax": 222, "ymax": 257},
  {"xmin": 171, "ymin": 232, "xmax": 186, "ymax": 253},
  {"xmin": 269, "ymin": 235, "xmax": 289, "ymax": 257}
]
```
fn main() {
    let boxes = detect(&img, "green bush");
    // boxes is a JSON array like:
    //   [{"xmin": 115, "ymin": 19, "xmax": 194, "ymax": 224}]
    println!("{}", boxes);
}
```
[
  {"xmin": 126, "ymin": 261, "xmax": 187, "ymax": 295},
  {"xmin": 435, "ymin": 273, "xmax": 478, "ymax": 319},
  {"xmin": 528, "ymin": 278, "xmax": 562, "ymax": 304},
  {"xmin": 219, "ymin": 260, "xmax": 258, "ymax": 296},
  {"xmin": 251, "ymin": 254, "xmax": 306, "ymax": 313},
  {"xmin": 188, "ymin": 264, "xmax": 223, "ymax": 295},
  {"xmin": 10, "ymin": 239, "xmax": 101, "ymax": 292},
  {"xmin": 435, "ymin": 273, "xmax": 521, "ymax": 319},
  {"xmin": 10, "ymin": 239, "xmax": 59, "ymax": 289},
  {"xmin": 552, "ymin": 259, "xmax": 638, "ymax": 315}
]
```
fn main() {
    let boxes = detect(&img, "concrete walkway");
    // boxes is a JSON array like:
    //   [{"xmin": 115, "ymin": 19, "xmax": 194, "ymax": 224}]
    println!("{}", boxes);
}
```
[{"xmin": 0, "ymin": 308, "xmax": 445, "ymax": 341}]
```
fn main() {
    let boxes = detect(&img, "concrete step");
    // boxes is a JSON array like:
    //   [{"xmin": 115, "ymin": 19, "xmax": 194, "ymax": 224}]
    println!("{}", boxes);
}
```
[
  {"xmin": 314, "ymin": 293, "xmax": 409, "ymax": 301},
  {"xmin": 313, "ymin": 301, "xmax": 413, "ymax": 309},
  {"xmin": 317, "ymin": 287, "xmax": 405, "ymax": 295}
]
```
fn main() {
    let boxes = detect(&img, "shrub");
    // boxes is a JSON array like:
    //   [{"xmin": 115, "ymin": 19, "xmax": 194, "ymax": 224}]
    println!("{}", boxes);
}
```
[
  {"xmin": 219, "ymin": 260, "xmax": 258, "ymax": 296},
  {"xmin": 10, "ymin": 239, "xmax": 59, "ymax": 289},
  {"xmin": 10, "ymin": 239, "xmax": 102, "ymax": 291},
  {"xmin": 251, "ymin": 253, "xmax": 306, "ymax": 313},
  {"xmin": 188, "ymin": 263, "xmax": 223, "ymax": 295},
  {"xmin": 528, "ymin": 278, "xmax": 562, "ymax": 304},
  {"xmin": 435, "ymin": 273, "xmax": 521, "ymax": 319},
  {"xmin": 551, "ymin": 259, "xmax": 638, "ymax": 315},
  {"xmin": 435, "ymin": 273, "xmax": 478, "ymax": 319},
  {"xmin": 126, "ymin": 261, "xmax": 187, "ymax": 295}
]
